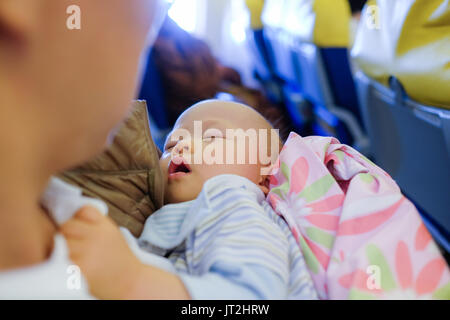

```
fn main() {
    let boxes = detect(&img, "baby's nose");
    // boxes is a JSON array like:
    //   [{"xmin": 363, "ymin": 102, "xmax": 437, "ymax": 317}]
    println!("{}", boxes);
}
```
[{"xmin": 173, "ymin": 139, "xmax": 193, "ymax": 156}]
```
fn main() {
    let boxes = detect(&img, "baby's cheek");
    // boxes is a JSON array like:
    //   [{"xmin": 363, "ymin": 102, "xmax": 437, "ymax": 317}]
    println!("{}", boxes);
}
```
[
  {"xmin": 198, "ymin": 163, "xmax": 260, "ymax": 185},
  {"xmin": 165, "ymin": 177, "xmax": 203, "ymax": 204},
  {"xmin": 231, "ymin": 163, "xmax": 261, "ymax": 184},
  {"xmin": 159, "ymin": 156, "xmax": 170, "ymax": 180},
  {"xmin": 197, "ymin": 141, "xmax": 261, "ymax": 182}
]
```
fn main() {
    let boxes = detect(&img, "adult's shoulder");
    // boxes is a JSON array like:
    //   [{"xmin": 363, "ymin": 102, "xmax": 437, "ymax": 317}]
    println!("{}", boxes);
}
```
[{"xmin": 59, "ymin": 101, "xmax": 164, "ymax": 237}]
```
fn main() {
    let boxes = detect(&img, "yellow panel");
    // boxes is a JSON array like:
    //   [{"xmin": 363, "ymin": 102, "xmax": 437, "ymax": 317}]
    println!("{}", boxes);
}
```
[{"xmin": 312, "ymin": 0, "xmax": 351, "ymax": 47}]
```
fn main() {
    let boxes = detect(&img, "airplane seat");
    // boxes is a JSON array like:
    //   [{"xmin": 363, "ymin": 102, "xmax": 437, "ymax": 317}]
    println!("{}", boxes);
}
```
[
  {"xmin": 248, "ymin": 29, "xmax": 275, "ymax": 83},
  {"xmin": 288, "ymin": 0, "xmax": 368, "ymax": 151},
  {"xmin": 245, "ymin": 0, "xmax": 313, "ymax": 133},
  {"xmin": 321, "ymin": 48, "xmax": 362, "ymax": 125},
  {"xmin": 352, "ymin": 0, "xmax": 450, "ymax": 110},
  {"xmin": 352, "ymin": 0, "xmax": 450, "ymax": 247},
  {"xmin": 244, "ymin": 0, "xmax": 273, "ymax": 79},
  {"xmin": 265, "ymin": 0, "xmax": 316, "ymax": 133},
  {"xmin": 261, "ymin": 0, "xmax": 297, "ymax": 83},
  {"xmin": 138, "ymin": 48, "xmax": 171, "ymax": 150},
  {"xmin": 244, "ymin": 0, "xmax": 285, "ymax": 104}
]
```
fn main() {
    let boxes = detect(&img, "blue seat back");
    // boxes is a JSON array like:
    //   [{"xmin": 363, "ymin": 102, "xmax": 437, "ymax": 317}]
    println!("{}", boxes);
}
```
[
  {"xmin": 292, "ymin": 42, "xmax": 331, "ymax": 107},
  {"xmin": 264, "ymin": 28, "xmax": 297, "ymax": 83},
  {"xmin": 248, "ymin": 29, "xmax": 277, "ymax": 81},
  {"xmin": 321, "ymin": 48, "xmax": 362, "ymax": 125}
]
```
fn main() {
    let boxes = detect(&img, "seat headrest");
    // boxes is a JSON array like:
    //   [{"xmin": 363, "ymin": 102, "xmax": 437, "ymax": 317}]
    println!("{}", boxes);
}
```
[
  {"xmin": 245, "ymin": 0, "xmax": 266, "ymax": 30},
  {"xmin": 263, "ymin": 0, "xmax": 352, "ymax": 47},
  {"xmin": 351, "ymin": 0, "xmax": 450, "ymax": 109}
]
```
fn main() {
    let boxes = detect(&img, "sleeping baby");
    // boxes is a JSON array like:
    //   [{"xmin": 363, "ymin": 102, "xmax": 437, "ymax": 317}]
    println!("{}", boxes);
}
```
[{"xmin": 61, "ymin": 100, "xmax": 318, "ymax": 300}]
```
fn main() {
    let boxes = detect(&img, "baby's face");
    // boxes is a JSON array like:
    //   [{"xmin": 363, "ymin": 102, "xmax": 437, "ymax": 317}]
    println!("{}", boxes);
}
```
[{"xmin": 159, "ymin": 100, "xmax": 279, "ymax": 204}]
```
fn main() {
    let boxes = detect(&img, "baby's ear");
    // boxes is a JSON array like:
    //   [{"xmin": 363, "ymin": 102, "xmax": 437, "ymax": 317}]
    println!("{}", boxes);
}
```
[{"xmin": 258, "ymin": 174, "xmax": 271, "ymax": 196}]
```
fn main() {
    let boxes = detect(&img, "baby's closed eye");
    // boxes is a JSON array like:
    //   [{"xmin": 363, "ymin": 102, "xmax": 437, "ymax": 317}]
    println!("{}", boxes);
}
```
[
  {"xmin": 203, "ymin": 135, "xmax": 224, "ymax": 143},
  {"xmin": 203, "ymin": 128, "xmax": 224, "ymax": 142}
]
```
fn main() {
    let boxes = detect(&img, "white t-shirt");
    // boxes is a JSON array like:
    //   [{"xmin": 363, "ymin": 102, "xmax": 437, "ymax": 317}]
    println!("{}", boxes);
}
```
[{"xmin": 0, "ymin": 177, "xmax": 175, "ymax": 299}]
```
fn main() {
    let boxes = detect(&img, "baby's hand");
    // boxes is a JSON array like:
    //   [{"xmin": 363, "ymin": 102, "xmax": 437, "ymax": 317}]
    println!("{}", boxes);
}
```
[{"xmin": 60, "ymin": 207, "xmax": 143, "ymax": 299}]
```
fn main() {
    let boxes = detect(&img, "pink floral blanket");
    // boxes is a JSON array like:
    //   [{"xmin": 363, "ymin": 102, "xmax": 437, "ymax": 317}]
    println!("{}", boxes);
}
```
[{"xmin": 268, "ymin": 133, "xmax": 450, "ymax": 299}]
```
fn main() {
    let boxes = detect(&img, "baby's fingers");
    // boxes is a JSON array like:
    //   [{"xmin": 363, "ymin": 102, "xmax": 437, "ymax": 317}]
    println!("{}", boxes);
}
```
[
  {"xmin": 64, "ymin": 237, "xmax": 98, "ymax": 275},
  {"xmin": 74, "ymin": 206, "xmax": 105, "ymax": 223},
  {"xmin": 64, "ymin": 237, "xmax": 84, "ymax": 262},
  {"xmin": 60, "ymin": 218, "xmax": 95, "ymax": 240}
]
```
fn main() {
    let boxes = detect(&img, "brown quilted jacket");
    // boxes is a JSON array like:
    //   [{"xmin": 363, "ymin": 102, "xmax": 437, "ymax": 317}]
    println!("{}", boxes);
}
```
[{"xmin": 59, "ymin": 101, "xmax": 164, "ymax": 237}]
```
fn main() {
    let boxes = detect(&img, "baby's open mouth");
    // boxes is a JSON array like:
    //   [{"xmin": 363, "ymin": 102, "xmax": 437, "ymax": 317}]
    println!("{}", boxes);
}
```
[{"xmin": 168, "ymin": 158, "xmax": 192, "ymax": 179}]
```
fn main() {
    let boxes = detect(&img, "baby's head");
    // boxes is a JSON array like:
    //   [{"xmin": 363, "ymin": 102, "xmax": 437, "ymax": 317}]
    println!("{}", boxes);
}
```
[{"xmin": 160, "ymin": 100, "xmax": 282, "ymax": 204}]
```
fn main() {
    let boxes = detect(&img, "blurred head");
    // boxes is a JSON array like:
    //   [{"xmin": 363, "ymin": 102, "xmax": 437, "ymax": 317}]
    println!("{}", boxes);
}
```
[
  {"xmin": 0, "ymin": 0, "xmax": 167, "ymax": 173},
  {"xmin": 160, "ymin": 100, "xmax": 282, "ymax": 204}
]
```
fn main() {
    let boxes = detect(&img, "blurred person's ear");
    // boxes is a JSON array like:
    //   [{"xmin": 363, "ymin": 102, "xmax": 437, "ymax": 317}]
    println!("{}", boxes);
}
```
[{"xmin": 0, "ymin": 0, "xmax": 36, "ymax": 49}]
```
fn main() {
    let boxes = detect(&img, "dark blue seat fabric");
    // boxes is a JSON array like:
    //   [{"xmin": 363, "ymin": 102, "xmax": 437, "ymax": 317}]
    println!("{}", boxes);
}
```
[
  {"xmin": 250, "ymin": 29, "xmax": 276, "ymax": 81},
  {"xmin": 321, "ymin": 48, "xmax": 362, "ymax": 125},
  {"xmin": 247, "ymin": 29, "xmax": 287, "ymax": 106},
  {"xmin": 138, "ymin": 49, "xmax": 170, "ymax": 131},
  {"xmin": 265, "ymin": 30, "xmax": 297, "ymax": 84},
  {"xmin": 290, "ymin": 42, "xmax": 367, "ymax": 148}
]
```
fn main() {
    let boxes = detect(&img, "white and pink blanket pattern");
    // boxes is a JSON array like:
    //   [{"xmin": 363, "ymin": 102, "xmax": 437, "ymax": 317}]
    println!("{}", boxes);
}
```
[{"xmin": 268, "ymin": 133, "xmax": 450, "ymax": 299}]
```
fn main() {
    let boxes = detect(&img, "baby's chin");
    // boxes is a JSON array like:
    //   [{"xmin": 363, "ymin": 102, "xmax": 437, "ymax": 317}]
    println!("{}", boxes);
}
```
[
  {"xmin": 164, "ymin": 192, "xmax": 198, "ymax": 204},
  {"xmin": 164, "ymin": 183, "xmax": 202, "ymax": 204}
]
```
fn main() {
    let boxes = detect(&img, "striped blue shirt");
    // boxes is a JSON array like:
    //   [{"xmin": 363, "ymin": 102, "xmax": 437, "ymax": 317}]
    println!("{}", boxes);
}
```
[{"xmin": 139, "ymin": 174, "xmax": 317, "ymax": 299}]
